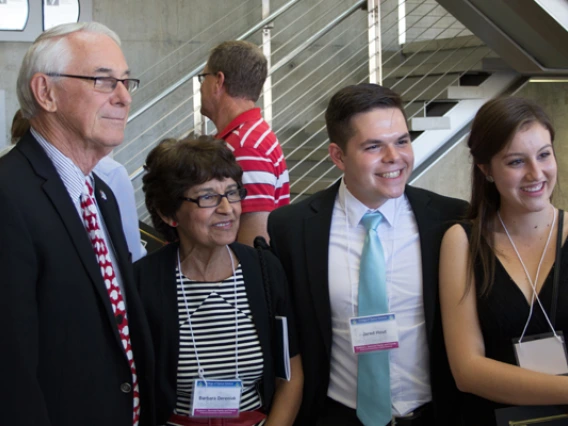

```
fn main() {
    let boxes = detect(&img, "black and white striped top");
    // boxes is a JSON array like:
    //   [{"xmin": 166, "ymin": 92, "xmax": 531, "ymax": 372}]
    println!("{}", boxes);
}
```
[{"xmin": 167, "ymin": 264, "xmax": 266, "ymax": 426}]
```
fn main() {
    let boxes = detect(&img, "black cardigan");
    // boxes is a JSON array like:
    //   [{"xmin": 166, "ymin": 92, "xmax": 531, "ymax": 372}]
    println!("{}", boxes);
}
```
[{"xmin": 134, "ymin": 242, "xmax": 297, "ymax": 424}]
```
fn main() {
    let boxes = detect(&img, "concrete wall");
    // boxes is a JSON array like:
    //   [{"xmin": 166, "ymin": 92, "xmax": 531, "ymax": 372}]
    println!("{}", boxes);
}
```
[
  {"xmin": 0, "ymin": 0, "xmax": 262, "ymax": 147},
  {"xmin": 413, "ymin": 82, "xmax": 568, "ymax": 211}
]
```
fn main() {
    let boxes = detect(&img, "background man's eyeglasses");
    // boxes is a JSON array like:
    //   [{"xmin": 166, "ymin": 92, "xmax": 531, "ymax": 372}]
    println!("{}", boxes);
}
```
[
  {"xmin": 197, "ymin": 72, "xmax": 215, "ymax": 83},
  {"xmin": 46, "ymin": 73, "xmax": 140, "ymax": 94},
  {"xmin": 180, "ymin": 187, "xmax": 247, "ymax": 208}
]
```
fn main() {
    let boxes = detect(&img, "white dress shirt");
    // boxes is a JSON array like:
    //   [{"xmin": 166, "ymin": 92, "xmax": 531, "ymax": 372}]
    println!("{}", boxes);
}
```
[
  {"xmin": 32, "ymin": 127, "xmax": 128, "ymax": 302},
  {"xmin": 95, "ymin": 156, "xmax": 147, "ymax": 262},
  {"xmin": 327, "ymin": 179, "xmax": 431, "ymax": 416}
]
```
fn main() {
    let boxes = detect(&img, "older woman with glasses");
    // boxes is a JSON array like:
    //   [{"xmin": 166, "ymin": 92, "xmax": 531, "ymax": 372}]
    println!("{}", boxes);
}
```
[{"xmin": 135, "ymin": 136, "xmax": 303, "ymax": 426}]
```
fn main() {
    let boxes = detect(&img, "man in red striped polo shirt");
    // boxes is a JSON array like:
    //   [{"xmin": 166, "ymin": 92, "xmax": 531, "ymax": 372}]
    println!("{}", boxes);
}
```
[{"xmin": 200, "ymin": 40, "xmax": 290, "ymax": 246}]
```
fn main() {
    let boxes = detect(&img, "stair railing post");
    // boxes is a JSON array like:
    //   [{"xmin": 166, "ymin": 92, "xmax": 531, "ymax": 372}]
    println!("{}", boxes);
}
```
[
  {"xmin": 262, "ymin": 0, "xmax": 273, "ymax": 126},
  {"xmin": 368, "ymin": 0, "xmax": 382, "ymax": 85}
]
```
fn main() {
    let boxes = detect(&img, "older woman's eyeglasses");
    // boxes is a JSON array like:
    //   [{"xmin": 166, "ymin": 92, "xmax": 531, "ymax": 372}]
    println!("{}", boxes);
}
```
[{"xmin": 180, "ymin": 187, "xmax": 247, "ymax": 208}]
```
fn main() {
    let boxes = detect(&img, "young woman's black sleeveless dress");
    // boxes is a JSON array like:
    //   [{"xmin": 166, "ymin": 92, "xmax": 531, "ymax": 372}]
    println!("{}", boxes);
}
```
[{"xmin": 459, "ymin": 223, "xmax": 568, "ymax": 426}]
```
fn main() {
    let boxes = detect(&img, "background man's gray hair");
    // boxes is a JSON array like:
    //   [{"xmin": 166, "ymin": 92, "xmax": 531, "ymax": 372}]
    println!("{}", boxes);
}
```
[
  {"xmin": 17, "ymin": 22, "xmax": 121, "ymax": 119},
  {"xmin": 207, "ymin": 40, "xmax": 267, "ymax": 102}
]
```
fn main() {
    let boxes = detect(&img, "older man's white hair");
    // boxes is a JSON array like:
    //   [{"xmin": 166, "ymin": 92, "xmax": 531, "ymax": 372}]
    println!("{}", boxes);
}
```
[{"xmin": 17, "ymin": 22, "xmax": 121, "ymax": 119}]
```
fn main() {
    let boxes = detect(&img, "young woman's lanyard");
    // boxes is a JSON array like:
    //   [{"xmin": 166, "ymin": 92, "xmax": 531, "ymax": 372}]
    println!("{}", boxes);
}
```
[
  {"xmin": 177, "ymin": 245, "xmax": 240, "ymax": 381},
  {"xmin": 498, "ymin": 208, "xmax": 561, "ymax": 343}
]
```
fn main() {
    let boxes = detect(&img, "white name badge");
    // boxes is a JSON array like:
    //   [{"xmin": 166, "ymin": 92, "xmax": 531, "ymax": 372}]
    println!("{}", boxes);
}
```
[
  {"xmin": 190, "ymin": 379, "xmax": 242, "ymax": 417},
  {"xmin": 513, "ymin": 332, "xmax": 568, "ymax": 376},
  {"xmin": 349, "ymin": 313, "xmax": 399, "ymax": 354}
]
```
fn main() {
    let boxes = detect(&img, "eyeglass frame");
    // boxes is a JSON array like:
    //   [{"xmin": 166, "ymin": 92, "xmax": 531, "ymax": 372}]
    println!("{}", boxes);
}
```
[
  {"xmin": 45, "ymin": 73, "xmax": 141, "ymax": 94},
  {"xmin": 180, "ymin": 187, "xmax": 247, "ymax": 208},
  {"xmin": 197, "ymin": 72, "xmax": 215, "ymax": 83}
]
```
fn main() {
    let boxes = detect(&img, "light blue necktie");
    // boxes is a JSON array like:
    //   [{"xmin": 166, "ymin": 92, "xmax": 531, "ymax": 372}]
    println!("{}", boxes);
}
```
[{"xmin": 357, "ymin": 211, "xmax": 391, "ymax": 426}]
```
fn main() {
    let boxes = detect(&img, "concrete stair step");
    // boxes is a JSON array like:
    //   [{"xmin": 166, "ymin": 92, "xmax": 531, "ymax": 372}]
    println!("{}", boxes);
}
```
[
  {"xmin": 445, "ymin": 85, "xmax": 493, "ymax": 99},
  {"xmin": 409, "ymin": 116, "xmax": 451, "ymax": 131},
  {"xmin": 384, "ymin": 73, "xmax": 460, "ymax": 92},
  {"xmin": 402, "ymin": 35, "xmax": 484, "ymax": 55},
  {"xmin": 397, "ymin": 78, "xmax": 462, "ymax": 102},
  {"xmin": 405, "ymin": 102, "xmax": 427, "ymax": 118},
  {"xmin": 383, "ymin": 48, "xmax": 495, "ymax": 79},
  {"xmin": 400, "ymin": 46, "xmax": 494, "ymax": 68}
]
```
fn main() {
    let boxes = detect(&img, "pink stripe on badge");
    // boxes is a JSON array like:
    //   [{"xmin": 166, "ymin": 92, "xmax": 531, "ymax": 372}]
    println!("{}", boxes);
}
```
[
  {"xmin": 193, "ymin": 408, "xmax": 240, "ymax": 417},
  {"xmin": 354, "ymin": 342, "xmax": 399, "ymax": 353}
]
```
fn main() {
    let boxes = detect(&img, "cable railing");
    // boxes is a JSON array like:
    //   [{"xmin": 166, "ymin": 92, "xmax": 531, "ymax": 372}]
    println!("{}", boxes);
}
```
[
  {"xmin": 125, "ymin": 0, "xmax": 503, "ymax": 220},
  {"xmin": 274, "ymin": 5, "xmax": 456, "ymax": 148},
  {"xmin": 119, "ymin": 0, "xmax": 305, "ymax": 183}
]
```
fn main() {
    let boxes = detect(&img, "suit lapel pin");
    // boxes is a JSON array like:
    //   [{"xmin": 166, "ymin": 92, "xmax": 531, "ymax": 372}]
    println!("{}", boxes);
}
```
[{"xmin": 99, "ymin": 190, "xmax": 107, "ymax": 201}]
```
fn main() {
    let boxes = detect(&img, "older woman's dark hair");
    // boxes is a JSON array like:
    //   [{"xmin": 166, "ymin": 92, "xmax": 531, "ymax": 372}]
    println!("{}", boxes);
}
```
[
  {"xmin": 142, "ymin": 135, "xmax": 243, "ymax": 242},
  {"xmin": 11, "ymin": 110, "xmax": 30, "ymax": 144},
  {"xmin": 466, "ymin": 96, "xmax": 555, "ymax": 296}
]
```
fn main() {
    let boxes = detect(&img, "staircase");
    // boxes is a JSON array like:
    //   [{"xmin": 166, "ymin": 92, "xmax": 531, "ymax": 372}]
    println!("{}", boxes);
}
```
[{"xmin": 110, "ymin": 0, "xmax": 523, "ymax": 223}]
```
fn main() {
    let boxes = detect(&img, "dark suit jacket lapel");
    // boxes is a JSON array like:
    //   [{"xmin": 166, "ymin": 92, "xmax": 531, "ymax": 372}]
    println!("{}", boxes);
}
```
[
  {"xmin": 17, "ymin": 133, "xmax": 124, "ymax": 347},
  {"xmin": 304, "ymin": 181, "xmax": 340, "ymax": 357},
  {"xmin": 94, "ymin": 175, "xmax": 131, "ymax": 286},
  {"xmin": 405, "ymin": 186, "xmax": 440, "ymax": 347}
]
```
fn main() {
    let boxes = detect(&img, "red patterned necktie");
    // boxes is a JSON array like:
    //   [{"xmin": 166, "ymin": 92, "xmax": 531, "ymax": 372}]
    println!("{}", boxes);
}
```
[{"xmin": 80, "ymin": 179, "xmax": 140, "ymax": 425}]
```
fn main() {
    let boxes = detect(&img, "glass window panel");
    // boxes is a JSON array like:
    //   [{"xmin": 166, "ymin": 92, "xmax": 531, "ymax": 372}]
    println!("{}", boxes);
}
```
[
  {"xmin": 43, "ymin": 0, "xmax": 79, "ymax": 31},
  {"xmin": 0, "ymin": 0, "xmax": 29, "ymax": 31}
]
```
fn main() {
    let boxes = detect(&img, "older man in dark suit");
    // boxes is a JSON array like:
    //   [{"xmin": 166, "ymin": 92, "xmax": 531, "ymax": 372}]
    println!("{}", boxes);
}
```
[
  {"xmin": 0, "ymin": 22, "xmax": 154, "ymax": 426},
  {"xmin": 268, "ymin": 84, "xmax": 467, "ymax": 426}
]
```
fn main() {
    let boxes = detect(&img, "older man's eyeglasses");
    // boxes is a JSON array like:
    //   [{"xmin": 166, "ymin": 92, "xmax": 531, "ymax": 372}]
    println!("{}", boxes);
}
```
[
  {"xmin": 180, "ymin": 188, "xmax": 247, "ymax": 208},
  {"xmin": 46, "ymin": 73, "xmax": 140, "ymax": 94},
  {"xmin": 197, "ymin": 72, "xmax": 215, "ymax": 83}
]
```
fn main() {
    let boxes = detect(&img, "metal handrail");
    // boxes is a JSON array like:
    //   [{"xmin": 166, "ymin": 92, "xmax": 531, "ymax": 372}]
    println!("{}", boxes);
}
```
[
  {"xmin": 126, "ymin": 0, "xmax": 492, "ymax": 209},
  {"xmin": 263, "ymin": 0, "xmax": 331, "ymax": 54},
  {"xmin": 270, "ymin": 24, "xmax": 368, "ymax": 105},
  {"xmin": 271, "ymin": 17, "xmax": 368, "ymax": 127},
  {"xmin": 277, "ymin": 59, "xmax": 369, "ymax": 148},
  {"xmin": 268, "ymin": 0, "xmax": 407, "ymax": 96},
  {"xmin": 272, "ymin": 3, "xmax": 449, "ymax": 138},
  {"xmin": 138, "ymin": 0, "xmax": 259, "ymax": 80},
  {"xmin": 282, "ymin": 9, "xmax": 482, "ymax": 199},
  {"xmin": 269, "ymin": 0, "xmax": 366, "ymax": 75},
  {"xmin": 134, "ymin": 5, "xmax": 261, "ymax": 98},
  {"xmin": 397, "ymin": 28, "xmax": 472, "ymax": 98},
  {"xmin": 127, "ymin": 0, "xmax": 302, "ymax": 124},
  {"xmin": 268, "ymin": 0, "xmax": 346, "ymax": 58},
  {"xmin": 407, "ymin": 47, "xmax": 491, "ymax": 120}
]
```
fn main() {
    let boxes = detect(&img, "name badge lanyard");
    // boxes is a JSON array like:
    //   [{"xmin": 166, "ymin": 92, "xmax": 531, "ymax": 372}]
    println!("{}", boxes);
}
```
[
  {"xmin": 177, "ymin": 245, "xmax": 241, "ymax": 382},
  {"xmin": 343, "ymin": 194, "xmax": 398, "ymax": 317},
  {"xmin": 498, "ymin": 208, "xmax": 561, "ymax": 344}
]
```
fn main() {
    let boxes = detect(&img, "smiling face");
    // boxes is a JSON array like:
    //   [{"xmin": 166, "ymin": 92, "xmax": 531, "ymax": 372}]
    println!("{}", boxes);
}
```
[
  {"xmin": 329, "ymin": 107, "xmax": 413, "ymax": 209},
  {"xmin": 174, "ymin": 177, "xmax": 241, "ymax": 250},
  {"xmin": 51, "ymin": 31, "xmax": 132, "ymax": 154},
  {"xmin": 483, "ymin": 122, "xmax": 556, "ymax": 215}
]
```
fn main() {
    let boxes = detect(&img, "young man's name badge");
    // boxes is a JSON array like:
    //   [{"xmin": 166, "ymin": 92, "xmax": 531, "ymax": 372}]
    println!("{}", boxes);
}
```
[
  {"xmin": 190, "ymin": 379, "xmax": 242, "ymax": 417},
  {"xmin": 513, "ymin": 332, "xmax": 568, "ymax": 376},
  {"xmin": 349, "ymin": 313, "xmax": 399, "ymax": 354}
]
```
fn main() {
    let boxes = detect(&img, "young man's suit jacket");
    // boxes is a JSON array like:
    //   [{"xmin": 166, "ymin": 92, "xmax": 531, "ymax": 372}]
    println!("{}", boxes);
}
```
[
  {"xmin": 0, "ymin": 132, "xmax": 155, "ymax": 426},
  {"xmin": 268, "ymin": 181, "xmax": 468, "ymax": 426}
]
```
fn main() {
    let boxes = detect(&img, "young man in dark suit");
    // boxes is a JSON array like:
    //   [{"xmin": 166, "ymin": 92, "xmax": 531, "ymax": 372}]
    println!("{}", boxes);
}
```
[
  {"xmin": 0, "ymin": 22, "xmax": 154, "ymax": 426},
  {"xmin": 268, "ymin": 84, "xmax": 467, "ymax": 426}
]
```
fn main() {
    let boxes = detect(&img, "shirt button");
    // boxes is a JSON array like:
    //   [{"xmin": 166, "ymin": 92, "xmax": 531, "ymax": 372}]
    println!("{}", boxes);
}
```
[
  {"xmin": 120, "ymin": 383, "xmax": 132, "ymax": 393},
  {"xmin": 116, "ymin": 314, "xmax": 124, "ymax": 325}
]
